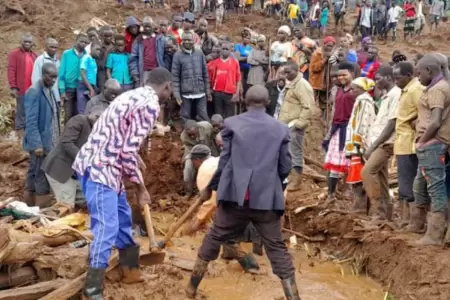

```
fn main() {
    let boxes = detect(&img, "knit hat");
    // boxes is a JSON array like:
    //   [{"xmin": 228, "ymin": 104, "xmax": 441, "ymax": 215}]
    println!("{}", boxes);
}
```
[
  {"xmin": 352, "ymin": 77, "xmax": 375, "ymax": 92},
  {"xmin": 189, "ymin": 144, "xmax": 211, "ymax": 159},
  {"xmin": 323, "ymin": 36, "xmax": 336, "ymax": 45},
  {"xmin": 278, "ymin": 25, "xmax": 291, "ymax": 36}
]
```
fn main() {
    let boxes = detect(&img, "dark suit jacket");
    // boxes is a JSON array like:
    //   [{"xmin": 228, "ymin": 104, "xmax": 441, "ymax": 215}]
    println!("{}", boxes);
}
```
[
  {"xmin": 208, "ymin": 107, "xmax": 292, "ymax": 212},
  {"xmin": 42, "ymin": 115, "xmax": 93, "ymax": 183}
]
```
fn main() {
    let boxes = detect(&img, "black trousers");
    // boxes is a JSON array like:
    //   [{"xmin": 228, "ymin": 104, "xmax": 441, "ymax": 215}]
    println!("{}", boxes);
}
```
[
  {"xmin": 198, "ymin": 202, "xmax": 295, "ymax": 280},
  {"xmin": 213, "ymin": 91, "xmax": 234, "ymax": 119},
  {"xmin": 63, "ymin": 89, "xmax": 77, "ymax": 125}
]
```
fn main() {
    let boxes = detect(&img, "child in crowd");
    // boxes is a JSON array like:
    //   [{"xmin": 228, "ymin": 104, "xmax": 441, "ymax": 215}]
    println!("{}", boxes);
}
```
[
  {"xmin": 288, "ymin": 0, "xmax": 301, "ymax": 26},
  {"xmin": 106, "ymin": 35, "xmax": 133, "ymax": 92},
  {"xmin": 77, "ymin": 42, "xmax": 101, "ymax": 114},
  {"xmin": 320, "ymin": 1, "xmax": 330, "ymax": 36},
  {"xmin": 385, "ymin": 2, "xmax": 403, "ymax": 41}
]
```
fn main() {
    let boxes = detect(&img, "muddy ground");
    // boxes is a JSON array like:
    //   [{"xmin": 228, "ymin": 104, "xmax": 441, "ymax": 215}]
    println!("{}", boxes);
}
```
[{"xmin": 1, "ymin": 0, "xmax": 450, "ymax": 299}]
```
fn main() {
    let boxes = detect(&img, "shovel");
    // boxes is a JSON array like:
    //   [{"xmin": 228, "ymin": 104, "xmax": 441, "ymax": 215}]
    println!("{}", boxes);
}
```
[
  {"xmin": 157, "ymin": 197, "xmax": 203, "ymax": 249},
  {"xmin": 140, "ymin": 203, "xmax": 166, "ymax": 266}
]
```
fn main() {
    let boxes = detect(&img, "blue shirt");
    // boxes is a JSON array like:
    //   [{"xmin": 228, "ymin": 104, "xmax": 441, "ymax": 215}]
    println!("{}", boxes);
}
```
[
  {"xmin": 299, "ymin": 0, "xmax": 308, "ymax": 12},
  {"xmin": 234, "ymin": 43, "xmax": 252, "ymax": 70},
  {"xmin": 58, "ymin": 48, "xmax": 86, "ymax": 93},
  {"xmin": 106, "ymin": 52, "xmax": 132, "ymax": 85},
  {"xmin": 334, "ymin": 0, "xmax": 344, "ymax": 13},
  {"xmin": 80, "ymin": 54, "xmax": 98, "ymax": 86},
  {"xmin": 347, "ymin": 50, "xmax": 358, "ymax": 64}
]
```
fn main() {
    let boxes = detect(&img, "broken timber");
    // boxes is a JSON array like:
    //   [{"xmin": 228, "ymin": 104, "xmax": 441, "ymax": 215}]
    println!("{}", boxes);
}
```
[{"xmin": 0, "ymin": 279, "xmax": 67, "ymax": 300}]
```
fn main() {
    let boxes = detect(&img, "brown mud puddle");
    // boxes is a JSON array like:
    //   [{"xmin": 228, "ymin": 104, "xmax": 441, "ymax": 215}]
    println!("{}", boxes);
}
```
[{"xmin": 153, "ymin": 232, "xmax": 384, "ymax": 300}]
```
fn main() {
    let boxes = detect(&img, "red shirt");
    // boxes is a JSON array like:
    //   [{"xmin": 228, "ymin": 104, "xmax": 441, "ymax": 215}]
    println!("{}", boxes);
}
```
[
  {"xmin": 207, "ymin": 59, "xmax": 218, "ymax": 89},
  {"xmin": 210, "ymin": 57, "xmax": 241, "ymax": 95},
  {"xmin": 333, "ymin": 87, "xmax": 356, "ymax": 124},
  {"xmin": 143, "ymin": 37, "xmax": 158, "ymax": 71},
  {"xmin": 168, "ymin": 27, "xmax": 182, "ymax": 45},
  {"xmin": 24, "ymin": 53, "xmax": 34, "ymax": 93},
  {"xmin": 124, "ymin": 30, "xmax": 135, "ymax": 53}
]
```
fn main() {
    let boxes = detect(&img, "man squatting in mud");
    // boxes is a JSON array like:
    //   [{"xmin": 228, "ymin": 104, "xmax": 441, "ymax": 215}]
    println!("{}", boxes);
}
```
[{"xmin": 72, "ymin": 67, "xmax": 173, "ymax": 299}]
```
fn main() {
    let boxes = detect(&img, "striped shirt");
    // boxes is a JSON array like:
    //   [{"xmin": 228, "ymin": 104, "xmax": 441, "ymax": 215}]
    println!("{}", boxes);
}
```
[{"xmin": 73, "ymin": 86, "xmax": 160, "ymax": 192}]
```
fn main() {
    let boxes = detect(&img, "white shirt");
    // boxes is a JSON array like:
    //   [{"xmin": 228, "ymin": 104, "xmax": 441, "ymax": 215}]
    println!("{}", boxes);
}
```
[
  {"xmin": 368, "ymin": 86, "xmax": 401, "ymax": 146},
  {"xmin": 361, "ymin": 7, "xmax": 372, "ymax": 27},
  {"xmin": 417, "ymin": 1, "xmax": 424, "ymax": 16},
  {"xmin": 388, "ymin": 6, "xmax": 403, "ymax": 23},
  {"xmin": 310, "ymin": 3, "xmax": 320, "ymax": 21}
]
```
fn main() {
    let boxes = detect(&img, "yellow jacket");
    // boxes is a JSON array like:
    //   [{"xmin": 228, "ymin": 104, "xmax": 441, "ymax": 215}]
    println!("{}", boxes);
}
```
[{"xmin": 278, "ymin": 74, "xmax": 315, "ymax": 129}]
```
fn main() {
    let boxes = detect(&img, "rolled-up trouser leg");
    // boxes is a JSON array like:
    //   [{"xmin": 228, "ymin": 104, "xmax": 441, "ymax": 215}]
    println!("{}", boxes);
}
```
[
  {"xmin": 251, "ymin": 210, "xmax": 295, "ymax": 280},
  {"xmin": 198, "ymin": 203, "xmax": 250, "ymax": 262}
]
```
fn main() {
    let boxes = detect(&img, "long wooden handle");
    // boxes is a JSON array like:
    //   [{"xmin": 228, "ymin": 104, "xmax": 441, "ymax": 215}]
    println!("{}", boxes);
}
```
[
  {"xmin": 143, "ymin": 204, "xmax": 159, "ymax": 253},
  {"xmin": 159, "ymin": 197, "xmax": 203, "ymax": 248}
]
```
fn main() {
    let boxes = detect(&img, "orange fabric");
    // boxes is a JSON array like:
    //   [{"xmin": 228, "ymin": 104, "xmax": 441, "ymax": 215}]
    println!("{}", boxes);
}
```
[
  {"xmin": 309, "ymin": 48, "xmax": 325, "ymax": 90},
  {"xmin": 347, "ymin": 156, "xmax": 363, "ymax": 184}
]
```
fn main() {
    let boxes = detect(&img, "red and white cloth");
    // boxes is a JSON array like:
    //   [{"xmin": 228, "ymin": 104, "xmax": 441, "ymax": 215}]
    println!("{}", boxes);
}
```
[{"xmin": 324, "ymin": 129, "xmax": 349, "ymax": 174}]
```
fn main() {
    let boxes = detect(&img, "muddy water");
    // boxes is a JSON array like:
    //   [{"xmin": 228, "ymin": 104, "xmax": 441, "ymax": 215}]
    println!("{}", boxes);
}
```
[{"xmin": 164, "ymin": 235, "xmax": 384, "ymax": 300}]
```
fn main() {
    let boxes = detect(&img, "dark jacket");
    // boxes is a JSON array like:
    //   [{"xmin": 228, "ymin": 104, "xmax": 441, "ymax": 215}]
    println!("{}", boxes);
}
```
[
  {"xmin": 42, "ymin": 115, "xmax": 93, "ymax": 183},
  {"xmin": 171, "ymin": 48, "xmax": 210, "ymax": 99},
  {"xmin": 265, "ymin": 80, "xmax": 282, "ymax": 117},
  {"xmin": 208, "ymin": 108, "xmax": 291, "ymax": 212},
  {"xmin": 195, "ymin": 30, "xmax": 218, "ymax": 57},
  {"xmin": 129, "ymin": 34, "xmax": 166, "ymax": 85},
  {"xmin": 355, "ymin": 6, "xmax": 375, "ymax": 28},
  {"xmin": 125, "ymin": 16, "xmax": 140, "ymax": 53},
  {"xmin": 23, "ymin": 81, "xmax": 60, "ymax": 153},
  {"xmin": 7, "ymin": 48, "xmax": 38, "ymax": 95},
  {"xmin": 164, "ymin": 53, "xmax": 174, "ymax": 72}
]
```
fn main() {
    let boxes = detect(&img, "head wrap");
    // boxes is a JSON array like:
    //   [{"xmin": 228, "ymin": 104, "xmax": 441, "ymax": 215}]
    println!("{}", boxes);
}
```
[
  {"xmin": 352, "ymin": 77, "xmax": 375, "ymax": 92},
  {"xmin": 278, "ymin": 25, "xmax": 291, "ymax": 36},
  {"xmin": 323, "ymin": 36, "xmax": 336, "ymax": 45},
  {"xmin": 189, "ymin": 144, "xmax": 211, "ymax": 159},
  {"xmin": 257, "ymin": 34, "xmax": 266, "ymax": 42},
  {"xmin": 362, "ymin": 36, "xmax": 372, "ymax": 46}
]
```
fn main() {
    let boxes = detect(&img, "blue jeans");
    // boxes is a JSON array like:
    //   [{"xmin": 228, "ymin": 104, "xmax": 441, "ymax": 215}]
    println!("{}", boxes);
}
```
[
  {"xmin": 26, "ymin": 152, "xmax": 50, "ymax": 195},
  {"xmin": 413, "ymin": 142, "xmax": 448, "ymax": 213},
  {"xmin": 80, "ymin": 171, "xmax": 135, "ymax": 268},
  {"xmin": 15, "ymin": 95, "xmax": 25, "ymax": 130}
]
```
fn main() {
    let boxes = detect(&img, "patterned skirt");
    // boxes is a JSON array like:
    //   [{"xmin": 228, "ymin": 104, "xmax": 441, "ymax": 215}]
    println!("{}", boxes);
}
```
[
  {"xmin": 324, "ymin": 129, "xmax": 349, "ymax": 174},
  {"xmin": 404, "ymin": 17, "xmax": 416, "ymax": 33}
]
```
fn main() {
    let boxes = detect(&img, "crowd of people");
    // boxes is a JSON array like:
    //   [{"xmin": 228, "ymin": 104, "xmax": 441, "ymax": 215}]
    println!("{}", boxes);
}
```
[{"xmin": 5, "ymin": 1, "xmax": 450, "ymax": 299}]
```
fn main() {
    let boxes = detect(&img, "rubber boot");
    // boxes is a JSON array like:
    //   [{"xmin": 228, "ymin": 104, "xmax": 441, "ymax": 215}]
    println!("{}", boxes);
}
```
[
  {"xmin": 281, "ymin": 275, "xmax": 301, "ymax": 300},
  {"xmin": 398, "ymin": 201, "xmax": 410, "ymax": 227},
  {"xmin": 119, "ymin": 245, "xmax": 144, "ymax": 284},
  {"xmin": 351, "ymin": 195, "xmax": 369, "ymax": 214},
  {"xmin": 287, "ymin": 172, "xmax": 302, "ymax": 192},
  {"xmin": 23, "ymin": 190, "xmax": 35, "ymax": 206},
  {"xmin": 406, "ymin": 204, "xmax": 427, "ymax": 233},
  {"xmin": 83, "ymin": 267, "xmax": 106, "ymax": 300},
  {"xmin": 252, "ymin": 241, "xmax": 264, "ymax": 256},
  {"xmin": 222, "ymin": 244, "xmax": 260, "ymax": 272},
  {"xmin": 185, "ymin": 258, "xmax": 209, "ymax": 298},
  {"xmin": 35, "ymin": 194, "xmax": 53, "ymax": 208},
  {"xmin": 416, "ymin": 212, "xmax": 447, "ymax": 246}
]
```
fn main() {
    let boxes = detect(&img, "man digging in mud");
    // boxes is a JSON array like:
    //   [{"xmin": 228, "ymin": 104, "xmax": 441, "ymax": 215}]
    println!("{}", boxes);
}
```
[
  {"xmin": 72, "ymin": 68, "xmax": 173, "ymax": 299},
  {"xmin": 185, "ymin": 85, "xmax": 301, "ymax": 300}
]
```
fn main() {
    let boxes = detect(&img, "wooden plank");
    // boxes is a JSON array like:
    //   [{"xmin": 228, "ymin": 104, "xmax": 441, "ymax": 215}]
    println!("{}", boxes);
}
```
[
  {"xmin": 0, "ymin": 267, "xmax": 37, "ymax": 289},
  {"xmin": 0, "ymin": 279, "xmax": 66, "ymax": 300}
]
